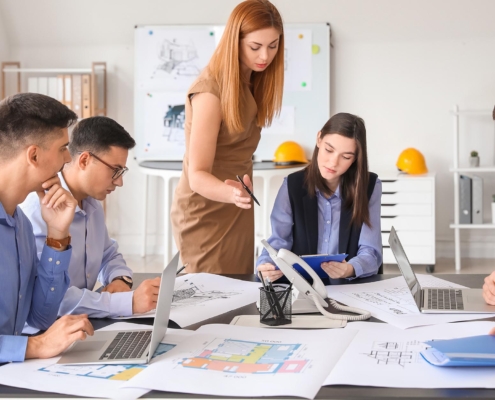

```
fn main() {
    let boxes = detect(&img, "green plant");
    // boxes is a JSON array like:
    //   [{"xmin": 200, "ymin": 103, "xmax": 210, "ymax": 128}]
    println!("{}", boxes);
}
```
[{"xmin": 471, "ymin": 150, "xmax": 479, "ymax": 157}]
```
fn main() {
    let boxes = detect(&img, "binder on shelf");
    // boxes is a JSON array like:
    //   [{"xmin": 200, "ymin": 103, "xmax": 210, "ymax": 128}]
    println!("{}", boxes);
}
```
[
  {"xmin": 27, "ymin": 77, "xmax": 38, "ymax": 93},
  {"xmin": 71, "ymin": 74, "xmax": 82, "ymax": 119},
  {"xmin": 47, "ymin": 77, "xmax": 58, "ymax": 99},
  {"xmin": 63, "ymin": 75, "xmax": 72, "ymax": 110},
  {"xmin": 81, "ymin": 74, "xmax": 91, "ymax": 118},
  {"xmin": 459, "ymin": 174, "xmax": 472, "ymax": 224},
  {"xmin": 472, "ymin": 175, "xmax": 483, "ymax": 224},
  {"xmin": 37, "ymin": 77, "xmax": 48, "ymax": 95},
  {"xmin": 57, "ymin": 75, "xmax": 65, "ymax": 103}
]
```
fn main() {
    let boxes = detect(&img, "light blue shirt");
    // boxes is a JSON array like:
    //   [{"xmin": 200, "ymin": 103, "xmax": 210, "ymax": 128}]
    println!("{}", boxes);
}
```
[
  {"xmin": 256, "ymin": 178, "xmax": 383, "ymax": 279},
  {"xmin": 0, "ymin": 202, "xmax": 71, "ymax": 363},
  {"xmin": 20, "ymin": 173, "xmax": 133, "ymax": 319}
]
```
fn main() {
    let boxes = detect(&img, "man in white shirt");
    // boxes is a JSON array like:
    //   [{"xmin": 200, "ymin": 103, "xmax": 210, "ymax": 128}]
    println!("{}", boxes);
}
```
[{"xmin": 21, "ymin": 116, "xmax": 160, "ymax": 318}]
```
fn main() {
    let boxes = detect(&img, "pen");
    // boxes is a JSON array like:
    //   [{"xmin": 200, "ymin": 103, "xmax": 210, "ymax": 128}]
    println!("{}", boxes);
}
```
[
  {"xmin": 176, "ymin": 263, "xmax": 188, "ymax": 276},
  {"xmin": 236, "ymin": 175, "xmax": 260, "ymax": 206}
]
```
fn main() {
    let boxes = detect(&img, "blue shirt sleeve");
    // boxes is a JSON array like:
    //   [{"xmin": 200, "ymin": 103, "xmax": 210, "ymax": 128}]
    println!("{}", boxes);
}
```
[
  {"xmin": 97, "ymin": 224, "xmax": 133, "ymax": 286},
  {"xmin": 0, "ymin": 335, "xmax": 28, "ymax": 363},
  {"xmin": 256, "ymin": 178, "xmax": 294, "ymax": 269},
  {"xmin": 347, "ymin": 179, "xmax": 383, "ymax": 279},
  {"xmin": 26, "ymin": 243, "xmax": 71, "ymax": 330},
  {"xmin": 59, "ymin": 287, "xmax": 133, "ymax": 318}
]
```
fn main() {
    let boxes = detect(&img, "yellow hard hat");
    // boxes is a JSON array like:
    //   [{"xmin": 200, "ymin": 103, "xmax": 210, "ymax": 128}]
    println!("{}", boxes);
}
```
[
  {"xmin": 273, "ymin": 141, "xmax": 308, "ymax": 165},
  {"xmin": 396, "ymin": 148, "xmax": 428, "ymax": 175}
]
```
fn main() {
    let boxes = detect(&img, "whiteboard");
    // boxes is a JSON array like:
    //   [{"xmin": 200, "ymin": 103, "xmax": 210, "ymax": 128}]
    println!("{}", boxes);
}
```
[{"xmin": 134, "ymin": 23, "xmax": 330, "ymax": 161}]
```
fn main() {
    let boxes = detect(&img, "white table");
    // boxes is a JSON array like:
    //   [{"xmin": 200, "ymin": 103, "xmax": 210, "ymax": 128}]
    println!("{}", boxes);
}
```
[{"xmin": 139, "ymin": 161, "xmax": 306, "ymax": 268}]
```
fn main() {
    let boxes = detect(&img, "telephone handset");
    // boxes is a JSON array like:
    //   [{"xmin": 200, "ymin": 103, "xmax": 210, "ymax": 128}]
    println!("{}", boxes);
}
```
[{"xmin": 261, "ymin": 240, "xmax": 371, "ymax": 321}]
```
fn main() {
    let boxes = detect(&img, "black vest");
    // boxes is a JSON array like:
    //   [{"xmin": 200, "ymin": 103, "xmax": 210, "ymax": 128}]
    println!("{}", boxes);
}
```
[{"xmin": 286, "ymin": 169, "xmax": 380, "ymax": 276}]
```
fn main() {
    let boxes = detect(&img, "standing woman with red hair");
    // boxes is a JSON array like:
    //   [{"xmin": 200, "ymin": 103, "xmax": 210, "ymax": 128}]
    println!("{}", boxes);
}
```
[{"xmin": 171, "ymin": 0, "xmax": 285, "ymax": 274}]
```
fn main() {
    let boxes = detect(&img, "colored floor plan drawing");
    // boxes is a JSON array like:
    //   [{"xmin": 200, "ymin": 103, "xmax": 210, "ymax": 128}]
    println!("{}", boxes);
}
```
[
  {"xmin": 172, "ymin": 279, "xmax": 241, "ymax": 308},
  {"xmin": 39, "ymin": 343, "xmax": 174, "ymax": 381},
  {"xmin": 366, "ymin": 340, "xmax": 427, "ymax": 367},
  {"xmin": 180, "ymin": 339, "xmax": 309, "ymax": 374}
]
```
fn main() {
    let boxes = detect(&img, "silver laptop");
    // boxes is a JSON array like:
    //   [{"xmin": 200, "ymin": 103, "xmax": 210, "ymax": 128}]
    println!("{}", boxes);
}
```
[
  {"xmin": 57, "ymin": 252, "xmax": 179, "ymax": 365},
  {"xmin": 389, "ymin": 227, "xmax": 495, "ymax": 314}
]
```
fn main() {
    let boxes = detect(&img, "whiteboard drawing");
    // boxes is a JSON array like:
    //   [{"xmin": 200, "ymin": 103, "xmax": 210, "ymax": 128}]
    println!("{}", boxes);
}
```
[
  {"xmin": 142, "ymin": 92, "xmax": 187, "ymax": 160},
  {"xmin": 152, "ymin": 38, "xmax": 201, "ymax": 79},
  {"xmin": 136, "ymin": 28, "xmax": 216, "ymax": 92}
]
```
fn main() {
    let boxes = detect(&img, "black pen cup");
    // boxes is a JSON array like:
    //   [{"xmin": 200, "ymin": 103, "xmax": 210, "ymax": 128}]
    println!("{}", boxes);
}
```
[{"xmin": 259, "ymin": 286, "xmax": 292, "ymax": 326}]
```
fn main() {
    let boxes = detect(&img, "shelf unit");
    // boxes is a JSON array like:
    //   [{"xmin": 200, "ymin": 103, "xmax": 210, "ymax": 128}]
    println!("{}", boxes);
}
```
[
  {"xmin": 1, "ymin": 61, "xmax": 107, "ymax": 117},
  {"xmin": 451, "ymin": 104, "xmax": 495, "ymax": 271}
]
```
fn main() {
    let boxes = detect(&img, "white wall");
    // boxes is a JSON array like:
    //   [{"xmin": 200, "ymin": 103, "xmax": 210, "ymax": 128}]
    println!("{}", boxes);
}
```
[
  {"xmin": 0, "ymin": 5, "xmax": 10, "ymax": 94},
  {"xmin": 3, "ymin": 0, "xmax": 495, "ymax": 258}
]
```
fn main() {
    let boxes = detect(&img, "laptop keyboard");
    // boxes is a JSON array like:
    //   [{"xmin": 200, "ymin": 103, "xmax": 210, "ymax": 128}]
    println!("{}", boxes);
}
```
[
  {"xmin": 99, "ymin": 330, "xmax": 152, "ymax": 361},
  {"xmin": 427, "ymin": 289, "xmax": 464, "ymax": 310}
]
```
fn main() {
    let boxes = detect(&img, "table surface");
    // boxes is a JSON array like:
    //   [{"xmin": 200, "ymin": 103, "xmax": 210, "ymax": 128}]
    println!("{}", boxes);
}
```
[
  {"xmin": 2, "ymin": 273, "xmax": 495, "ymax": 399},
  {"xmin": 139, "ymin": 160, "xmax": 308, "ymax": 171}
]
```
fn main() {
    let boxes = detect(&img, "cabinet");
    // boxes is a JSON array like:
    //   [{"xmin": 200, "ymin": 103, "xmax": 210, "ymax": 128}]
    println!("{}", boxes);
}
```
[
  {"xmin": 1, "ymin": 61, "xmax": 107, "ymax": 117},
  {"xmin": 378, "ymin": 171, "xmax": 436, "ymax": 270},
  {"xmin": 449, "ymin": 105, "xmax": 495, "ymax": 271}
]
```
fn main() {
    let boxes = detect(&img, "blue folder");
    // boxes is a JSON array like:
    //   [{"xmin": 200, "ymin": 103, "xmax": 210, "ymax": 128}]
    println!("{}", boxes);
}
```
[
  {"xmin": 293, "ymin": 253, "xmax": 348, "ymax": 280},
  {"xmin": 421, "ymin": 335, "xmax": 495, "ymax": 367}
]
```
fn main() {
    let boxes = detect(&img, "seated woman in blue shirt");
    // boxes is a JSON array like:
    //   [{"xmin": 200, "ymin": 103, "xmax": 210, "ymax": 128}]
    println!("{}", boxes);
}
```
[{"xmin": 257, "ymin": 112, "xmax": 382, "ymax": 282}]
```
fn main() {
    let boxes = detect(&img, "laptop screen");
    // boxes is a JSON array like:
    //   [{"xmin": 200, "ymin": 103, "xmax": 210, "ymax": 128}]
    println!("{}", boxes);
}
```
[{"xmin": 388, "ymin": 227, "xmax": 421, "ymax": 298}]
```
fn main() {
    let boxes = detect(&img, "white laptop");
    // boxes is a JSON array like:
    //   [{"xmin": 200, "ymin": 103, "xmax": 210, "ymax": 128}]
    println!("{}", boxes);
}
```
[
  {"xmin": 57, "ymin": 252, "xmax": 179, "ymax": 365},
  {"xmin": 389, "ymin": 227, "xmax": 495, "ymax": 314}
]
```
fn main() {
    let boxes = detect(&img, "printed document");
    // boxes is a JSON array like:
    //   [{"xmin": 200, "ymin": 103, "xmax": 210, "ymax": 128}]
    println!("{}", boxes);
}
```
[
  {"xmin": 123, "ymin": 324, "xmax": 358, "ymax": 399},
  {"xmin": 0, "ymin": 323, "xmax": 193, "ymax": 399},
  {"xmin": 325, "ymin": 321, "xmax": 495, "ymax": 388},
  {"xmin": 326, "ymin": 274, "xmax": 494, "ymax": 329},
  {"xmin": 121, "ymin": 274, "xmax": 260, "ymax": 327}
]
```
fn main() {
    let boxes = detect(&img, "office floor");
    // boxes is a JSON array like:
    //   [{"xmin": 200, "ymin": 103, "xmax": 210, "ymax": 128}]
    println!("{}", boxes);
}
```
[{"xmin": 123, "ymin": 255, "xmax": 495, "ymax": 275}]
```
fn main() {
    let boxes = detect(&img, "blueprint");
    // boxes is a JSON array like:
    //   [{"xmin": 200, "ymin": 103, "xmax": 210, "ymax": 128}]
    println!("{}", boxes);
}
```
[
  {"xmin": 123, "ymin": 324, "xmax": 357, "ymax": 399},
  {"xmin": 0, "ymin": 323, "xmax": 193, "ymax": 399},
  {"xmin": 121, "ymin": 274, "xmax": 261, "ymax": 327},
  {"xmin": 326, "ymin": 274, "xmax": 495, "ymax": 329},
  {"xmin": 325, "ymin": 321, "xmax": 495, "ymax": 388}
]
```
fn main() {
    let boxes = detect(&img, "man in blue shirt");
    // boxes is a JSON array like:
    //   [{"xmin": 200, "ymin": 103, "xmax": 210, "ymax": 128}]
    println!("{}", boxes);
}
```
[
  {"xmin": 0, "ymin": 93, "xmax": 93, "ymax": 363},
  {"xmin": 21, "ymin": 116, "xmax": 160, "ymax": 318}
]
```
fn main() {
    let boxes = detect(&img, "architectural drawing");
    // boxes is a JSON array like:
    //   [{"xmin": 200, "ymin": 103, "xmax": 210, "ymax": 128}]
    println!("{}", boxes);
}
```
[
  {"xmin": 152, "ymin": 38, "xmax": 201, "ymax": 79},
  {"xmin": 162, "ymin": 104, "xmax": 185, "ymax": 142},
  {"xmin": 172, "ymin": 279, "xmax": 241, "ymax": 308},
  {"xmin": 180, "ymin": 339, "xmax": 309, "ymax": 374},
  {"xmin": 365, "ymin": 340, "xmax": 427, "ymax": 367},
  {"xmin": 39, "ymin": 343, "xmax": 174, "ymax": 381}
]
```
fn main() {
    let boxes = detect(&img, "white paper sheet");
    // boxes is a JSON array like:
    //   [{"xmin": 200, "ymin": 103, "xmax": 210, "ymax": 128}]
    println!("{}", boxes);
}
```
[
  {"xmin": 135, "ymin": 27, "xmax": 215, "ymax": 91},
  {"xmin": 120, "ymin": 274, "xmax": 261, "ymax": 327},
  {"xmin": 123, "ymin": 324, "xmax": 358, "ymax": 399},
  {"xmin": 326, "ymin": 274, "xmax": 495, "ymax": 329},
  {"xmin": 141, "ymin": 91, "xmax": 186, "ymax": 159},
  {"xmin": 0, "ymin": 323, "xmax": 193, "ymax": 399},
  {"xmin": 325, "ymin": 321, "xmax": 495, "ymax": 388}
]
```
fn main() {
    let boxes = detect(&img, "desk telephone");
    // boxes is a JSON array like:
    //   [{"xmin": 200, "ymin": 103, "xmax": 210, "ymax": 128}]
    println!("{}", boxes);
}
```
[{"xmin": 261, "ymin": 240, "xmax": 371, "ymax": 321}]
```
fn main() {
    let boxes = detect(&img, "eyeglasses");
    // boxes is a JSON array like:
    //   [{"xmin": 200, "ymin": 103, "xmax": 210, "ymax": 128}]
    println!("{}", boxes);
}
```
[{"xmin": 78, "ymin": 151, "xmax": 129, "ymax": 180}]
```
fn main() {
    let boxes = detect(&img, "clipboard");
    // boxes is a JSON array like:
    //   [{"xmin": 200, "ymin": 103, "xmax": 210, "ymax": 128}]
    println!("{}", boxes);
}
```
[{"xmin": 293, "ymin": 253, "xmax": 348, "ymax": 280}]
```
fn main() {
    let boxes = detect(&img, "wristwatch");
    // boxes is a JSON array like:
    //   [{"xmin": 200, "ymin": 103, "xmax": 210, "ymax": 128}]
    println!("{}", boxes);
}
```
[
  {"xmin": 46, "ymin": 235, "xmax": 71, "ymax": 251},
  {"xmin": 112, "ymin": 276, "xmax": 133, "ymax": 289}
]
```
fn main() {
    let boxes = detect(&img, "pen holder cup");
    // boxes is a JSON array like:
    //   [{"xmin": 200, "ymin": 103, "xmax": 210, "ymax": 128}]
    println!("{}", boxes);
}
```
[{"xmin": 259, "ymin": 286, "xmax": 292, "ymax": 326}]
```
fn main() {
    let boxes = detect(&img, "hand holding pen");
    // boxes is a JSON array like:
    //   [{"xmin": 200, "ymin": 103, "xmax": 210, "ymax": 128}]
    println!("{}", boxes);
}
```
[{"xmin": 224, "ymin": 174, "xmax": 258, "ymax": 209}]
